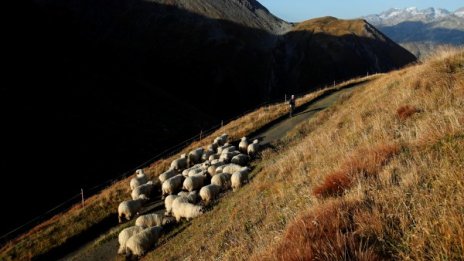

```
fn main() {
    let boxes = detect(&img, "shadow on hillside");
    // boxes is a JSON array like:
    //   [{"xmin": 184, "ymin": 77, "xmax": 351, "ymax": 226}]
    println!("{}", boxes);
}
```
[{"xmin": 4, "ymin": 0, "xmax": 416, "ymax": 257}]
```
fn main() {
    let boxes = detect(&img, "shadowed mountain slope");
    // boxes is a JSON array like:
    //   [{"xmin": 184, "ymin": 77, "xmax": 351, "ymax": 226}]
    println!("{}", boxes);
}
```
[
  {"xmin": 2, "ymin": 0, "xmax": 415, "ymax": 239},
  {"xmin": 271, "ymin": 17, "xmax": 417, "ymax": 95}
]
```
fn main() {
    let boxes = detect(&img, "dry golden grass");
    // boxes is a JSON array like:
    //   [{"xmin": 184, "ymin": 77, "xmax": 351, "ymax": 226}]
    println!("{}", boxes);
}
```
[
  {"xmin": 294, "ymin": 17, "xmax": 367, "ymax": 37},
  {"xmin": 0, "ymin": 73, "xmax": 375, "ymax": 260},
  {"xmin": 140, "ymin": 48, "xmax": 463, "ymax": 260}
]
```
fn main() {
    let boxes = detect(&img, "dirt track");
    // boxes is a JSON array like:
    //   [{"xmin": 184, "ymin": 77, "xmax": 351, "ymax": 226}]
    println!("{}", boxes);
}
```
[{"xmin": 60, "ymin": 84, "xmax": 363, "ymax": 261}]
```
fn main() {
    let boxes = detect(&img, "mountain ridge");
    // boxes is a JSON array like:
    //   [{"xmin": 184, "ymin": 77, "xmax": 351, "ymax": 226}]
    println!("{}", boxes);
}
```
[{"xmin": 364, "ymin": 6, "xmax": 464, "ymax": 58}]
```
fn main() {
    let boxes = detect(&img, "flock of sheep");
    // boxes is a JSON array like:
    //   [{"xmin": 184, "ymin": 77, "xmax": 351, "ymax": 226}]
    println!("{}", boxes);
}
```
[{"xmin": 117, "ymin": 134, "xmax": 261, "ymax": 257}]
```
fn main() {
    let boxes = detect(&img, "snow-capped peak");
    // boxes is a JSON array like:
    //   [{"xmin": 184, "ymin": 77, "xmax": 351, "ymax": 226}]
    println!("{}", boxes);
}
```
[
  {"xmin": 455, "ymin": 7, "xmax": 464, "ymax": 18},
  {"xmin": 364, "ymin": 7, "xmax": 459, "ymax": 26}
]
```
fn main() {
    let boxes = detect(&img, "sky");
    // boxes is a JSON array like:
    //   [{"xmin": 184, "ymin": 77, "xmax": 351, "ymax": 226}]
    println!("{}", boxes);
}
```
[{"xmin": 258, "ymin": 0, "xmax": 464, "ymax": 22}]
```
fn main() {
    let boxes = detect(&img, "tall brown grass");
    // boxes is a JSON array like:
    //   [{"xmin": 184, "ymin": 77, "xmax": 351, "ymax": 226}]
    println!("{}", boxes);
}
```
[{"xmin": 141, "ymin": 48, "xmax": 463, "ymax": 260}]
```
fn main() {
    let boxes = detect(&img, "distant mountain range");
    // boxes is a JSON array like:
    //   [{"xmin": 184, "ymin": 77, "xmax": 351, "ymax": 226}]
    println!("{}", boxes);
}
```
[{"xmin": 364, "ymin": 7, "xmax": 464, "ymax": 58}]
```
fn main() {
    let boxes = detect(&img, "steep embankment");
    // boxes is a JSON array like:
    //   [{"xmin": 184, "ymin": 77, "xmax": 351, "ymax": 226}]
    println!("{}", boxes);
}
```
[{"xmin": 142, "ymin": 49, "xmax": 463, "ymax": 260}]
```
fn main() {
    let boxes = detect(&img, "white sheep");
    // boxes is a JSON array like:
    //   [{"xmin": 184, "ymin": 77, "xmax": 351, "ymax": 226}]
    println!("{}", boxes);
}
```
[
  {"xmin": 164, "ymin": 194, "xmax": 179, "ymax": 216},
  {"xmin": 214, "ymin": 134, "xmax": 228, "ymax": 146},
  {"xmin": 177, "ymin": 191, "xmax": 200, "ymax": 204},
  {"xmin": 188, "ymin": 148, "xmax": 204, "ymax": 166},
  {"xmin": 117, "ymin": 226, "xmax": 143, "ymax": 255},
  {"xmin": 171, "ymin": 197, "xmax": 204, "ymax": 222},
  {"xmin": 222, "ymin": 146, "xmax": 236, "ymax": 154},
  {"xmin": 162, "ymin": 175, "xmax": 185, "ymax": 197},
  {"xmin": 187, "ymin": 167, "xmax": 205, "ymax": 177},
  {"xmin": 247, "ymin": 139, "xmax": 260, "ymax": 157},
  {"xmin": 219, "ymin": 151, "xmax": 240, "ymax": 163},
  {"xmin": 209, "ymin": 154, "xmax": 220, "ymax": 161},
  {"xmin": 125, "ymin": 226, "xmax": 163, "ymax": 257},
  {"xmin": 202, "ymin": 149, "xmax": 215, "ymax": 162},
  {"xmin": 208, "ymin": 142, "xmax": 219, "ymax": 153},
  {"xmin": 135, "ymin": 213, "xmax": 175, "ymax": 228},
  {"xmin": 199, "ymin": 184, "xmax": 221, "ymax": 203},
  {"xmin": 211, "ymin": 173, "xmax": 232, "ymax": 191},
  {"xmin": 215, "ymin": 164, "xmax": 225, "ymax": 174},
  {"xmin": 130, "ymin": 169, "xmax": 148, "ymax": 190},
  {"xmin": 231, "ymin": 154, "xmax": 250, "ymax": 166},
  {"xmin": 231, "ymin": 167, "xmax": 251, "ymax": 191},
  {"xmin": 183, "ymin": 174, "xmax": 206, "ymax": 192},
  {"xmin": 118, "ymin": 194, "xmax": 149, "ymax": 223},
  {"xmin": 159, "ymin": 168, "xmax": 177, "ymax": 183},
  {"xmin": 131, "ymin": 181, "xmax": 159, "ymax": 200},
  {"xmin": 207, "ymin": 161, "xmax": 225, "ymax": 176},
  {"xmin": 170, "ymin": 154, "xmax": 188, "ymax": 171},
  {"xmin": 222, "ymin": 163, "xmax": 244, "ymax": 174},
  {"xmin": 238, "ymin": 137, "xmax": 249, "ymax": 153}
]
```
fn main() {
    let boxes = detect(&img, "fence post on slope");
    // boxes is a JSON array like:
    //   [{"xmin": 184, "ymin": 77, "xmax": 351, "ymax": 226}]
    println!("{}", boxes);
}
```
[
  {"xmin": 81, "ymin": 188, "xmax": 85, "ymax": 208},
  {"xmin": 221, "ymin": 120, "xmax": 223, "ymax": 128},
  {"xmin": 199, "ymin": 130, "xmax": 203, "ymax": 141}
]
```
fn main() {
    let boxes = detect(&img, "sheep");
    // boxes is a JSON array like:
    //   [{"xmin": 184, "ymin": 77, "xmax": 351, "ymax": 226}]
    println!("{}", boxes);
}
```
[
  {"xmin": 199, "ymin": 184, "xmax": 221, "ymax": 203},
  {"xmin": 247, "ymin": 139, "xmax": 260, "ymax": 157},
  {"xmin": 231, "ymin": 154, "xmax": 250, "ymax": 166},
  {"xmin": 187, "ymin": 167, "xmax": 204, "ymax": 177},
  {"xmin": 159, "ymin": 168, "xmax": 177, "ymax": 183},
  {"xmin": 130, "ymin": 169, "xmax": 148, "ymax": 190},
  {"xmin": 170, "ymin": 154, "xmax": 188, "ymax": 171},
  {"xmin": 162, "ymin": 175, "xmax": 185, "ymax": 197},
  {"xmin": 215, "ymin": 164, "xmax": 225, "ymax": 174},
  {"xmin": 118, "ymin": 194, "xmax": 149, "ymax": 223},
  {"xmin": 219, "ymin": 151, "xmax": 240, "ymax": 163},
  {"xmin": 177, "ymin": 190, "xmax": 200, "ymax": 204},
  {"xmin": 135, "ymin": 213, "xmax": 175, "ymax": 228},
  {"xmin": 214, "ymin": 134, "xmax": 228, "ymax": 146},
  {"xmin": 231, "ymin": 167, "xmax": 251, "ymax": 191},
  {"xmin": 164, "ymin": 195, "xmax": 179, "ymax": 216},
  {"xmin": 131, "ymin": 181, "xmax": 159, "ymax": 200},
  {"xmin": 202, "ymin": 149, "xmax": 215, "ymax": 162},
  {"xmin": 171, "ymin": 197, "xmax": 204, "ymax": 222},
  {"xmin": 211, "ymin": 173, "xmax": 232, "ymax": 191},
  {"xmin": 188, "ymin": 148, "xmax": 204, "ymax": 166},
  {"xmin": 217, "ymin": 144, "xmax": 232, "ymax": 154},
  {"xmin": 238, "ymin": 137, "xmax": 249, "ymax": 153},
  {"xmin": 222, "ymin": 146, "xmax": 236, "ymax": 154},
  {"xmin": 209, "ymin": 154, "xmax": 220, "ymax": 161},
  {"xmin": 208, "ymin": 142, "xmax": 219, "ymax": 153},
  {"xmin": 207, "ymin": 161, "xmax": 225, "ymax": 176},
  {"xmin": 183, "ymin": 174, "xmax": 206, "ymax": 192},
  {"xmin": 222, "ymin": 163, "xmax": 244, "ymax": 175},
  {"xmin": 117, "ymin": 226, "xmax": 143, "ymax": 255},
  {"xmin": 125, "ymin": 226, "xmax": 163, "ymax": 257}
]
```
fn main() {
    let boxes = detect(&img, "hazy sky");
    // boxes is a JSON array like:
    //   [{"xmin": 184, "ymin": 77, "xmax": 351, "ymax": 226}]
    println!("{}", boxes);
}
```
[{"xmin": 259, "ymin": 0, "xmax": 463, "ymax": 22}]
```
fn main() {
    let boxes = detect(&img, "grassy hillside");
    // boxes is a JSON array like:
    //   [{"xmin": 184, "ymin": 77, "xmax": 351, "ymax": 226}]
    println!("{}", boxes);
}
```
[
  {"xmin": 143, "ymin": 48, "xmax": 463, "ymax": 260},
  {"xmin": 0, "ymin": 77, "xmax": 373, "ymax": 260}
]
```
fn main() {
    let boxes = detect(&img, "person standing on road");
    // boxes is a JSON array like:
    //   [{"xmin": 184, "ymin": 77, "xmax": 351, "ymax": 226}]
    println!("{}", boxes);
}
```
[{"xmin": 289, "ymin": 94, "xmax": 295, "ymax": 117}]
